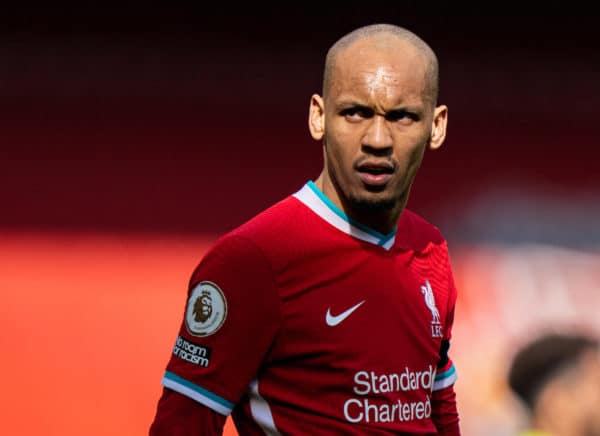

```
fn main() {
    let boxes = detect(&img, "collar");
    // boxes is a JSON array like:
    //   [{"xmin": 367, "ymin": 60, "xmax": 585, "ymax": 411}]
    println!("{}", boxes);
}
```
[{"xmin": 293, "ymin": 181, "xmax": 397, "ymax": 250}]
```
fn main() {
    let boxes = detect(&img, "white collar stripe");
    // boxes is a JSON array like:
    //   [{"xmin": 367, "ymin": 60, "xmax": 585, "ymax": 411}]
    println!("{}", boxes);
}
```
[{"xmin": 293, "ymin": 182, "xmax": 396, "ymax": 250}]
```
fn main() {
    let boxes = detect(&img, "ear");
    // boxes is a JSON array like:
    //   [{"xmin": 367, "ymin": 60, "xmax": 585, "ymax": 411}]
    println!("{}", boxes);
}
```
[
  {"xmin": 429, "ymin": 105, "xmax": 448, "ymax": 150},
  {"xmin": 308, "ymin": 94, "xmax": 325, "ymax": 141}
]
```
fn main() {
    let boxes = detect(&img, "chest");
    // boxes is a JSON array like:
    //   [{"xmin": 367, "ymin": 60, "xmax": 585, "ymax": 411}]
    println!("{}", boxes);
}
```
[{"xmin": 268, "ymin": 246, "xmax": 449, "ymax": 371}]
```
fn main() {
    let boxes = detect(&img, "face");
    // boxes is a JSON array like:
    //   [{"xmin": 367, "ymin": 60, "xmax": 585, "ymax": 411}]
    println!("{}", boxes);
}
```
[
  {"xmin": 309, "ymin": 37, "xmax": 447, "ymax": 223},
  {"xmin": 541, "ymin": 350, "xmax": 600, "ymax": 436},
  {"xmin": 573, "ymin": 352, "xmax": 600, "ymax": 436}
]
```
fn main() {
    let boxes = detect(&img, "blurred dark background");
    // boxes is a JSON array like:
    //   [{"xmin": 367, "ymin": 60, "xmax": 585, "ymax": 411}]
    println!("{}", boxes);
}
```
[
  {"xmin": 2, "ymin": 7, "xmax": 599, "ymax": 436},
  {"xmin": 2, "ymin": 5, "xmax": 598, "ymax": 245}
]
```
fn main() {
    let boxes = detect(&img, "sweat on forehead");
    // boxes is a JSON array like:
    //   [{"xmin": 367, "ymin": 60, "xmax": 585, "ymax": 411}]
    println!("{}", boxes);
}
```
[{"xmin": 322, "ymin": 24, "xmax": 439, "ymax": 104}]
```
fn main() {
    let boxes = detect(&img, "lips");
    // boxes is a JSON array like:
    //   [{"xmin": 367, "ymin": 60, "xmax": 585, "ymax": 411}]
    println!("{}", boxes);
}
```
[{"xmin": 356, "ymin": 160, "xmax": 395, "ymax": 186}]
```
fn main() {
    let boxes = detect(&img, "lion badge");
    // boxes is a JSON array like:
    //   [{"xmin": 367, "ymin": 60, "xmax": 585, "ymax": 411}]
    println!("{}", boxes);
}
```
[{"xmin": 185, "ymin": 281, "xmax": 227, "ymax": 336}]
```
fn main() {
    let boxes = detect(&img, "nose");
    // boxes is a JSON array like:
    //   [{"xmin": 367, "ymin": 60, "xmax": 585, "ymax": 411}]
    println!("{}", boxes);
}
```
[{"xmin": 362, "ymin": 115, "xmax": 392, "ymax": 154}]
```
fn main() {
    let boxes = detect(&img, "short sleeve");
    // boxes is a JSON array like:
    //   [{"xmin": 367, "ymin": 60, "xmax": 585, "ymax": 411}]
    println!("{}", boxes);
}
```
[
  {"xmin": 161, "ymin": 234, "xmax": 281, "ymax": 415},
  {"xmin": 434, "ymin": 244, "xmax": 458, "ymax": 391}
]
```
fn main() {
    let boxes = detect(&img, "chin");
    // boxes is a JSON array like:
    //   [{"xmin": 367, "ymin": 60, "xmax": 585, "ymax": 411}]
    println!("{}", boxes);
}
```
[{"xmin": 347, "ymin": 193, "xmax": 397, "ymax": 214}]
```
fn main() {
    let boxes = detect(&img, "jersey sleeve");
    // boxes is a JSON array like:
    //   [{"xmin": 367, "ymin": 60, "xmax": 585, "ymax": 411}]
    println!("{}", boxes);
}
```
[
  {"xmin": 431, "ymin": 385, "xmax": 460, "ymax": 435},
  {"xmin": 432, "ymin": 243, "xmax": 460, "ymax": 433},
  {"xmin": 159, "ymin": 234, "xmax": 281, "ymax": 417},
  {"xmin": 150, "ymin": 388, "xmax": 227, "ymax": 435},
  {"xmin": 433, "ymin": 243, "xmax": 458, "ymax": 391}
]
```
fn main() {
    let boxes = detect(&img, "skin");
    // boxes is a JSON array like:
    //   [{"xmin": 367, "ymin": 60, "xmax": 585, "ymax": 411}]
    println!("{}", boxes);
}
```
[
  {"xmin": 533, "ymin": 351, "xmax": 600, "ymax": 436},
  {"xmin": 309, "ymin": 34, "xmax": 448, "ymax": 235}
]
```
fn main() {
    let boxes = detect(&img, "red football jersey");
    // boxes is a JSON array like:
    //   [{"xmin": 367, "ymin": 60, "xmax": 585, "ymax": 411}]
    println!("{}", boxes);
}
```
[{"xmin": 160, "ymin": 181, "xmax": 459, "ymax": 434}]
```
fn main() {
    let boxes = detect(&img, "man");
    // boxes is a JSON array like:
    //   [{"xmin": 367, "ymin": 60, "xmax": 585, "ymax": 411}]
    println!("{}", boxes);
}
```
[
  {"xmin": 508, "ymin": 332, "xmax": 600, "ymax": 436},
  {"xmin": 150, "ymin": 23, "xmax": 460, "ymax": 435}
]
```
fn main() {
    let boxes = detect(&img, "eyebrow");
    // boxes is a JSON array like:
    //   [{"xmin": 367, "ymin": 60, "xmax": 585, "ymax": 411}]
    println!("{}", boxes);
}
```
[{"xmin": 336, "ymin": 100, "xmax": 422, "ymax": 114}]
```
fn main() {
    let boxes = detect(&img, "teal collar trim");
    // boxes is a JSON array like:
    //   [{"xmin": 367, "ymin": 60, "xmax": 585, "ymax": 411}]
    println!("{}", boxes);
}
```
[{"xmin": 293, "ymin": 181, "xmax": 397, "ymax": 250}]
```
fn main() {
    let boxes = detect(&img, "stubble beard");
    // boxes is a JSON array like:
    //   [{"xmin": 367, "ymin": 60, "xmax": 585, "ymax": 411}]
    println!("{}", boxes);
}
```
[
  {"xmin": 345, "ymin": 191, "xmax": 397, "ymax": 214},
  {"xmin": 333, "ymin": 170, "xmax": 400, "ymax": 215},
  {"xmin": 327, "ymin": 158, "xmax": 400, "ymax": 215}
]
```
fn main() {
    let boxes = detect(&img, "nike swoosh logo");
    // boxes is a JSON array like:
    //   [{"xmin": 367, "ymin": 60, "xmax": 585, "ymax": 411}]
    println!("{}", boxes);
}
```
[{"xmin": 325, "ymin": 300, "xmax": 366, "ymax": 326}]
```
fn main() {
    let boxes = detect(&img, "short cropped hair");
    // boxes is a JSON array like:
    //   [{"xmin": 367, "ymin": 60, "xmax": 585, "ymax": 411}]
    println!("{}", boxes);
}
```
[
  {"xmin": 508, "ymin": 332, "xmax": 599, "ymax": 409},
  {"xmin": 323, "ymin": 24, "xmax": 439, "ymax": 104}
]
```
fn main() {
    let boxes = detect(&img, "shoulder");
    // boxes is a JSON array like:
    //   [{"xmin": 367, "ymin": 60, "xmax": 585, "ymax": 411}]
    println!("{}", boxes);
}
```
[
  {"xmin": 398, "ymin": 209, "xmax": 456, "ymax": 285},
  {"xmin": 192, "ymin": 194, "xmax": 306, "ymax": 276},
  {"xmin": 397, "ymin": 209, "xmax": 447, "ymax": 252},
  {"xmin": 233, "ymin": 194, "xmax": 305, "ymax": 237},
  {"xmin": 227, "ymin": 193, "xmax": 315, "ymax": 253},
  {"xmin": 189, "ymin": 232, "xmax": 273, "ymax": 287},
  {"xmin": 187, "ymin": 232, "xmax": 281, "ymax": 318},
  {"xmin": 399, "ymin": 210, "xmax": 458, "ymax": 304}
]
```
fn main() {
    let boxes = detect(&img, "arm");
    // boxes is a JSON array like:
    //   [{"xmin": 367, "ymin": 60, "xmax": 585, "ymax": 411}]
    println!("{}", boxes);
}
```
[
  {"xmin": 149, "ymin": 234, "xmax": 280, "ymax": 434},
  {"xmin": 431, "ymin": 337, "xmax": 460, "ymax": 434},
  {"xmin": 150, "ymin": 388, "xmax": 226, "ymax": 436},
  {"xmin": 432, "ymin": 247, "xmax": 461, "ymax": 435},
  {"xmin": 431, "ymin": 384, "xmax": 460, "ymax": 435}
]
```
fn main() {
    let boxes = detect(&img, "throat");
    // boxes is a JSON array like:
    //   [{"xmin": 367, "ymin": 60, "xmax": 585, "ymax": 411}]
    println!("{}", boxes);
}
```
[
  {"xmin": 315, "ymin": 173, "xmax": 403, "ymax": 235},
  {"xmin": 342, "ymin": 198, "xmax": 401, "ymax": 235}
]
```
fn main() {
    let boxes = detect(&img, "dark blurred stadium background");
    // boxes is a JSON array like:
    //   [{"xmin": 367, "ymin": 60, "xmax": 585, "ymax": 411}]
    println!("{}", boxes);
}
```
[{"xmin": 1, "ymin": 6, "xmax": 599, "ymax": 435}]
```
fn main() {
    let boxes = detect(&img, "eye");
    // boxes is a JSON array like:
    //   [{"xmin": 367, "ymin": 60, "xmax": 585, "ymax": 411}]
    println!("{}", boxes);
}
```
[
  {"xmin": 340, "ymin": 106, "xmax": 374, "ymax": 122},
  {"xmin": 385, "ymin": 110, "xmax": 419, "ymax": 123}
]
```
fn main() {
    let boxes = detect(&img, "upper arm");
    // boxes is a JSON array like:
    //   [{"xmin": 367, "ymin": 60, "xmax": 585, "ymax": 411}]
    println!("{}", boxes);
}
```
[
  {"xmin": 150, "ymin": 388, "xmax": 227, "ymax": 436},
  {"xmin": 431, "ymin": 243, "xmax": 460, "ymax": 433},
  {"xmin": 155, "ymin": 235, "xmax": 281, "ymax": 420}
]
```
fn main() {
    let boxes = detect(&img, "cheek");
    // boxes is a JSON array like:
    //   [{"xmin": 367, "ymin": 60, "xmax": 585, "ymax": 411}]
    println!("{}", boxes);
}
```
[
  {"xmin": 325, "ymin": 131, "xmax": 358, "ymax": 167},
  {"xmin": 393, "ymin": 131, "xmax": 429, "ymax": 162},
  {"xmin": 326, "ymin": 144, "xmax": 353, "ymax": 183}
]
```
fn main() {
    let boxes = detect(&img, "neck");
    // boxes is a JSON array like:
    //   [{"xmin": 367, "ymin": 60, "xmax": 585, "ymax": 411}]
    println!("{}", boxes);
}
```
[
  {"xmin": 341, "ymin": 198, "xmax": 404, "ymax": 235},
  {"xmin": 315, "ymin": 173, "xmax": 404, "ymax": 235}
]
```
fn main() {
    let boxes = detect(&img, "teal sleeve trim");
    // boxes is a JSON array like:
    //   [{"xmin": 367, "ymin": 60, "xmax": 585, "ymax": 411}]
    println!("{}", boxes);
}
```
[{"xmin": 164, "ymin": 371, "xmax": 234, "ymax": 409}]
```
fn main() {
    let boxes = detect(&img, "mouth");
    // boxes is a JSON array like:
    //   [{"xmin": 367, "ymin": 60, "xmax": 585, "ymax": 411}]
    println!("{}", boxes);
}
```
[{"xmin": 355, "ymin": 160, "xmax": 395, "ymax": 187}]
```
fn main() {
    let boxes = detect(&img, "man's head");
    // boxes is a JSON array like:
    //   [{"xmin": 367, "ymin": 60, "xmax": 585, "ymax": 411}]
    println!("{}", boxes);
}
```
[
  {"xmin": 508, "ymin": 331, "xmax": 600, "ymax": 436},
  {"xmin": 322, "ymin": 24, "xmax": 439, "ymax": 105},
  {"xmin": 309, "ymin": 24, "xmax": 447, "ymax": 231}
]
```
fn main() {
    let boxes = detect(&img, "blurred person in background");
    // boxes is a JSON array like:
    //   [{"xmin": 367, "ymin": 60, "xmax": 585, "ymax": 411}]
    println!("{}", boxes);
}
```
[
  {"xmin": 150, "ymin": 23, "xmax": 461, "ymax": 435},
  {"xmin": 508, "ymin": 331, "xmax": 600, "ymax": 436}
]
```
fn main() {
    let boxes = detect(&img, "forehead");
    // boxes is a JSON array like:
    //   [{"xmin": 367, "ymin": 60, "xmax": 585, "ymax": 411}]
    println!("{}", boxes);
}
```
[{"xmin": 329, "ymin": 38, "xmax": 430, "ymax": 105}]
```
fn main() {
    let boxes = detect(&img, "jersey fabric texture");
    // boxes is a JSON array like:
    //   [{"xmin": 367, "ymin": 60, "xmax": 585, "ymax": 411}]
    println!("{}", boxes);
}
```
[{"xmin": 159, "ymin": 181, "xmax": 459, "ymax": 435}]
